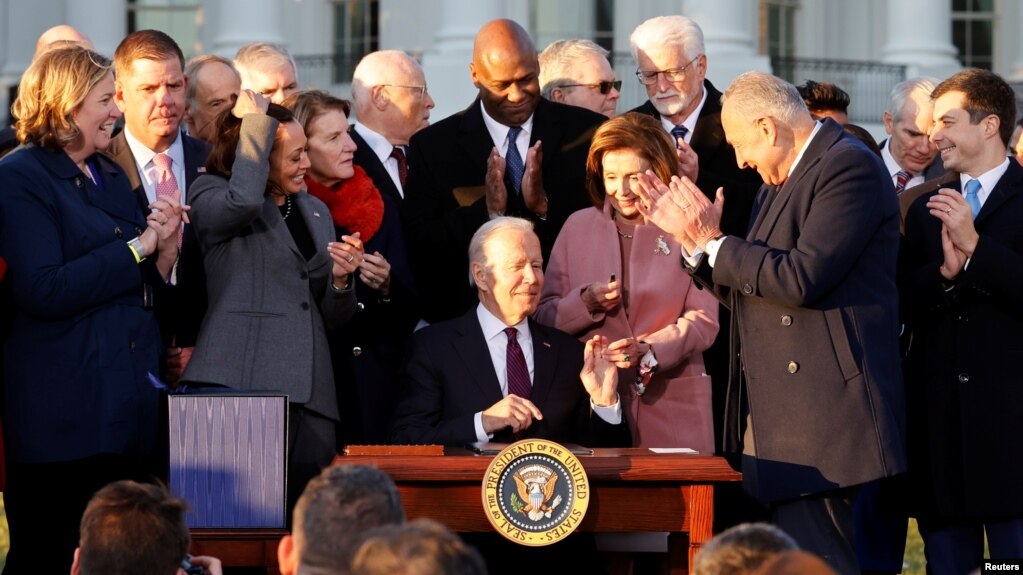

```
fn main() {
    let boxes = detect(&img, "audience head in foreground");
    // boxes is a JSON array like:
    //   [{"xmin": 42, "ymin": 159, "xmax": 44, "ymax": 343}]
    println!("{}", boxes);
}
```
[
  {"xmin": 278, "ymin": 464, "xmax": 406, "ymax": 575},
  {"xmin": 351, "ymin": 519, "xmax": 487, "ymax": 575}
]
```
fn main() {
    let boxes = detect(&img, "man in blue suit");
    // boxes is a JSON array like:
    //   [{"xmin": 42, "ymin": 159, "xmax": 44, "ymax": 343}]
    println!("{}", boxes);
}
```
[
  {"xmin": 900, "ymin": 68, "xmax": 1023, "ymax": 574},
  {"xmin": 636, "ymin": 71, "xmax": 906, "ymax": 575},
  {"xmin": 106, "ymin": 29, "xmax": 210, "ymax": 384}
]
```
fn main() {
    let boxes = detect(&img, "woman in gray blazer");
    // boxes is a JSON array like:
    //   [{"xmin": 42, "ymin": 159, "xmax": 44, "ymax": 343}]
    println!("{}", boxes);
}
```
[{"xmin": 183, "ymin": 91, "xmax": 362, "ymax": 512}]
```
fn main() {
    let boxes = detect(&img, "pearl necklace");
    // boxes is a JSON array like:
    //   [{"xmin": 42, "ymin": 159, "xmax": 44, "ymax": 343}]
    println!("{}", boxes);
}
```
[{"xmin": 280, "ymin": 195, "xmax": 293, "ymax": 220}]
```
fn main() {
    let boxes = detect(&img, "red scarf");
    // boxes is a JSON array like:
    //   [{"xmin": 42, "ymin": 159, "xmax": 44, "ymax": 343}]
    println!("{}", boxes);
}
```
[{"xmin": 304, "ymin": 166, "xmax": 385, "ymax": 243}]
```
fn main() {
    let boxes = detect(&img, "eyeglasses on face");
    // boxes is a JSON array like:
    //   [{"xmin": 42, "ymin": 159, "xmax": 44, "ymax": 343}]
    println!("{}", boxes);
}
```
[
  {"xmin": 635, "ymin": 56, "xmax": 701, "ymax": 85},
  {"xmin": 381, "ymin": 84, "xmax": 428, "ymax": 98},
  {"xmin": 558, "ymin": 80, "xmax": 622, "ymax": 95}
]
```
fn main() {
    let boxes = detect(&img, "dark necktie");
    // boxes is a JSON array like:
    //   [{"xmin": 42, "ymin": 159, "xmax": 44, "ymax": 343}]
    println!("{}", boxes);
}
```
[
  {"xmin": 153, "ymin": 152, "xmax": 183, "ymax": 248},
  {"xmin": 894, "ymin": 170, "xmax": 913, "ymax": 194},
  {"xmin": 965, "ymin": 178, "xmax": 982, "ymax": 218},
  {"xmin": 671, "ymin": 124, "xmax": 689, "ymax": 149},
  {"xmin": 504, "ymin": 327, "xmax": 531, "ymax": 400},
  {"xmin": 505, "ymin": 127, "xmax": 525, "ymax": 195},
  {"xmin": 390, "ymin": 146, "xmax": 408, "ymax": 189}
]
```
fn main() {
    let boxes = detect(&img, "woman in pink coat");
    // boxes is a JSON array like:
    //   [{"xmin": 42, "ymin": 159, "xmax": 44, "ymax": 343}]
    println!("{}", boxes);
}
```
[{"xmin": 535, "ymin": 113, "xmax": 719, "ymax": 451}]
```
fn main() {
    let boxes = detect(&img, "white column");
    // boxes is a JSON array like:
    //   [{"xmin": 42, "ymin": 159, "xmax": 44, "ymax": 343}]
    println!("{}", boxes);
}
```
[
  {"xmin": 68, "ymin": 0, "xmax": 126, "ymax": 58},
  {"xmin": 1008, "ymin": 2, "xmax": 1023, "ymax": 81},
  {"xmin": 211, "ymin": 0, "xmax": 285, "ymax": 58},
  {"xmin": 881, "ymin": 0, "xmax": 960, "ymax": 81},
  {"xmin": 681, "ymin": 0, "xmax": 771, "ymax": 88},
  {"xmin": 420, "ymin": 1, "xmax": 501, "ymax": 119}
]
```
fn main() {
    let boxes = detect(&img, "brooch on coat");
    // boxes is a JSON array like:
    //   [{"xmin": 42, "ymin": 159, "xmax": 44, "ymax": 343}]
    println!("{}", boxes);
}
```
[
  {"xmin": 654, "ymin": 235, "xmax": 671, "ymax": 256},
  {"xmin": 632, "ymin": 347, "xmax": 660, "ymax": 397}
]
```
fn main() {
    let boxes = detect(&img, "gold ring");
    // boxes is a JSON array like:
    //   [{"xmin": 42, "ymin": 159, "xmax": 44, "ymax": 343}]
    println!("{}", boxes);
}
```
[
  {"xmin": 347, "ymin": 254, "xmax": 354, "ymax": 263},
  {"xmin": 946, "ymin": 207, "xmax": 952, "ymax": 214}
]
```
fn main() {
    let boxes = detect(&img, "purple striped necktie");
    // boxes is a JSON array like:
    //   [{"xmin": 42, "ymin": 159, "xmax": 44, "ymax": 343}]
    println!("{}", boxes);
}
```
[{"xmin": 504, "ymin": 327, "xmax": 531, "ymax": 400}]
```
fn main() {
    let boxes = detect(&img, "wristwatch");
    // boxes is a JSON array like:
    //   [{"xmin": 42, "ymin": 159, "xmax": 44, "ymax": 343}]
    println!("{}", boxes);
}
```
[{"xmin": 127, "ymin": 236, "xmax": 148, "ymax": 263}]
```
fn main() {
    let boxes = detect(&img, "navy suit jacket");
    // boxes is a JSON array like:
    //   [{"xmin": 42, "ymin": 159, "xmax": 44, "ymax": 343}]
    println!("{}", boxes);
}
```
[
  {"xmin": 0, "ymin": 146, "xmax": 161, "ymax": 463},
  {"xmin": 106, "ymin": 131, "xmax": 210, "ymax": 349},
  {"xmin": 689, "ymin": 119, "xmax": 907, "ymax": 503},
  {"xmin": 350, "ymin": 127, "xmax": 404, "ymax": 205},
  {"xmin": 390, "ymin": 310, "xmax": 629, "ymax": 447},
  {"xmin": 630, "ymin": 80, "xmax": 762, "ymax": 238},
  {"xmin": 401, "ymin": 98, "xmax": 605, "ymax": 323},
  {"xmin": 900, "ymin": 161, "xmax": 1023, "ymax": 518}
]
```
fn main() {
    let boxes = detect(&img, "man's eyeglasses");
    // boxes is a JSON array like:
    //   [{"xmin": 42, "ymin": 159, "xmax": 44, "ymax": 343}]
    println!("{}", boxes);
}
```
[
  {"xmin": 559, "ymin": 80, "xmax": 622, "ymax": 95},
  {"xmin": 635, "ymin": 56, "xmax": 701, "ymax": 85},
  {"xmin": 381, "ymin": 84, "xmax": 428, "ymax": 98}
]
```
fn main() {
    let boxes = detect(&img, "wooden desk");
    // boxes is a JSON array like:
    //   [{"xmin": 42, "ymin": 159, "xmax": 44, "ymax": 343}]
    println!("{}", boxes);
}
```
[
  {"xmin": 190, "ymin": 529, "xmax": 287, "ymax": 574},
  {"xmin": 336, "ymin": 448, "xmax": 741, "ymax": 574}
]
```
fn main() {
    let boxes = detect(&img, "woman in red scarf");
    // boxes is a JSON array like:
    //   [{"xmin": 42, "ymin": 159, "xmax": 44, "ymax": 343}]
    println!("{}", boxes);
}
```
[{"xmin": 285, "ymin": 90, "xmax": 418, "ymax": 446}]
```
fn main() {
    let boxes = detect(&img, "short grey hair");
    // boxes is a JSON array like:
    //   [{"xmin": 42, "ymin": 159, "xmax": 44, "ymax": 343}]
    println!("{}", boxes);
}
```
[
  {"xmin": 184, "ymin": 54, "xmax": 240, "ymax": 110},
  {"xmin": 538, "ymin": 39, "xmax": 610, "ymax": 99},
  {"xmin": 629, "ymin": 15, "xmax": 705, "ymax": 64},
  {"xmin": 886, "ymin": 77, "xmax": 938, "ymax": 123},
  {"xmin": 234, "ymin": 41, "xmax": 297, "ymax": 83},
  {"xmin": 468, "ymin": 217, "xmax": 535, "ymax": 287},
  {"xmin": 351, "ymin": 50, "xmax": 422, "ymax": 111},
  {"xmin": 722, "ymin": 71, "xmax": 809, "ymax": 125}
]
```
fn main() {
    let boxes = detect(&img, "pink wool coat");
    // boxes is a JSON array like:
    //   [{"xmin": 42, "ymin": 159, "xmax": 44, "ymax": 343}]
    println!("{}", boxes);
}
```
[{"xmin": 535, "ymin": 204, "xmax": 720, "ymax": 451}]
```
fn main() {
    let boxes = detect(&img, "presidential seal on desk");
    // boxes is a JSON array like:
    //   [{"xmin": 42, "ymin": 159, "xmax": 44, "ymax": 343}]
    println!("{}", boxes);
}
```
[{"xmin": 481, "ymin": 439, "xmax": 590, "ymax": 546}]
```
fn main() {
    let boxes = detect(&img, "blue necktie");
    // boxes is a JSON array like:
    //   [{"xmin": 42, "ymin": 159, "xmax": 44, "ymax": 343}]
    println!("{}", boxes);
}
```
[
  {"xmin": 965, "ymin": 178, "xmax": 982, "ymax": 218},
  {"xmin": 505, "ymin": 127, "xmax": 525, "ymax": 195},
  {"xmin": 671, "ymin": 124, "xmax": 689, "ymax": 149}
]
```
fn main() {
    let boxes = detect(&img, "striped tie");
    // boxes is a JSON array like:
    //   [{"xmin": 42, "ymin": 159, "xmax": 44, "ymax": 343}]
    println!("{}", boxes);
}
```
[
  {"xmin": 505, "ymin": 327, "xmax": 531, "ymax": 400},
  {"xmin": 894, "ymin": 170, "xmax": 913, "ymax": 194}
]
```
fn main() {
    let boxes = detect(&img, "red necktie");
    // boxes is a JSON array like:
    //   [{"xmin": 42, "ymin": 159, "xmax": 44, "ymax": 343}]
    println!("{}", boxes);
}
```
[
  {"xmin": 390, "ymin": 147, "xmax": 408, "ymax": 189},
  {"xmin": 894, "ymin": 170, "xmax": 913, "ymax": 195},
  {"xmin": 504, "ymin": 327, "xmax": 531, "ymax": 400},
  {"xmin": 153, "ymin": 153, "xmax": 183, "ymax": 248}
]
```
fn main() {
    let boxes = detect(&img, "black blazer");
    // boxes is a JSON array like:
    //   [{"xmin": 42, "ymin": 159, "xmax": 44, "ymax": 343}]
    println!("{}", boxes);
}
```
[
  {"xmin": 105, "ymin": 131, "xmax": 211, "ymax": 349},
  {"xmin": 390, "ymin": 310, "xmax": 628, "ymax": 447},
  {"xmin": 401, "ymin": 98, "xmax": 605, "ymax": 323},
  {"xmin": 350, "ymin": 127, "xmax": 404, "ymax": 205},
  {"xmin": 900, "ymin": 161, "xmax": 1023, "ymax": 518},
  {"xmin": 630, "ymin": 80, "xmax": 762, "ymax": 238}
]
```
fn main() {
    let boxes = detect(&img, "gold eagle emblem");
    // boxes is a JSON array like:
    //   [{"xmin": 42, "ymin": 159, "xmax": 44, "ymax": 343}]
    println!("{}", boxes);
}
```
[{"xmin": 513, "ymin": 464, "xmax": 563, "ymax": 521}]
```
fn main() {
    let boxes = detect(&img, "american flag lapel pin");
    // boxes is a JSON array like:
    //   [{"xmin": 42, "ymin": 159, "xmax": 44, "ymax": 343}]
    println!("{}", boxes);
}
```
[{"xmin": 197, "ymin": 166, "xmax": 206, "ymax": 173}]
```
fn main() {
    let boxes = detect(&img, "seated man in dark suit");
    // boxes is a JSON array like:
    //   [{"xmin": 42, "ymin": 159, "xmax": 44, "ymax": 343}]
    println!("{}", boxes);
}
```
[
  {"xmin": 391, "ymin": 217, "xmax": 627, "ymax": 447},
  {"xmin": 401, "ymin": 19, "xmax": 606, "ymax": 324}
]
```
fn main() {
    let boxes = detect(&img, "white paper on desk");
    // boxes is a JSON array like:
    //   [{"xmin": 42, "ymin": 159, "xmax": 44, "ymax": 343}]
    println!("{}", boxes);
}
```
[{"xmin": 649, "ymin": 447, "xmax": 698, "ymax": 454}]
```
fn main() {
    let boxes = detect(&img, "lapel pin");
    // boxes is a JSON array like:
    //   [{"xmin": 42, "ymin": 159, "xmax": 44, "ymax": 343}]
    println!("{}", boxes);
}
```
[
  {"xmin": 313, "ymin": 211, "xmax": 321, "ymax": 217},
  {"xmin": 197, "ymin": 167, "xmax": 206, "ymax": 173},
  {"xmin": 543, "ymin": 341, "xmax": 551, "ymax": 348}
]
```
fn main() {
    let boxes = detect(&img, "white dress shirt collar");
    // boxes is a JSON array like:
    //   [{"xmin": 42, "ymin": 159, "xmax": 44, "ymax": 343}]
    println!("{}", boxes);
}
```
[
  {"xmin": 480, "ymin": 102, "xmax": 534, "ymax": 161},
  {"xmin": 123, "ymin": 128, "xmax": 187, "ymax": 204},
  {"xmin": 659, "ymin": 85, "xmax": 707, "ymax": 144},
  {"xmin": 961, "ymin": 157, "xmax": 1010, "ymax": 207}
]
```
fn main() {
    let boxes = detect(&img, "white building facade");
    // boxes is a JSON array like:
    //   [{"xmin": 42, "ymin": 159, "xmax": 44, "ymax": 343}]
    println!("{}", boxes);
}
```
[{"xmin": 1, "ymin": 0, "xmax": 1020, "ymax": 129}]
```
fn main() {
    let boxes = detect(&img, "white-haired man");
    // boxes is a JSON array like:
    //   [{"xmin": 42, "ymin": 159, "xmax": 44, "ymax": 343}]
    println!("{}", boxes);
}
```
[{"xmin": 350, "ymin": 50, "xmax": 435, "ymax": 203}]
